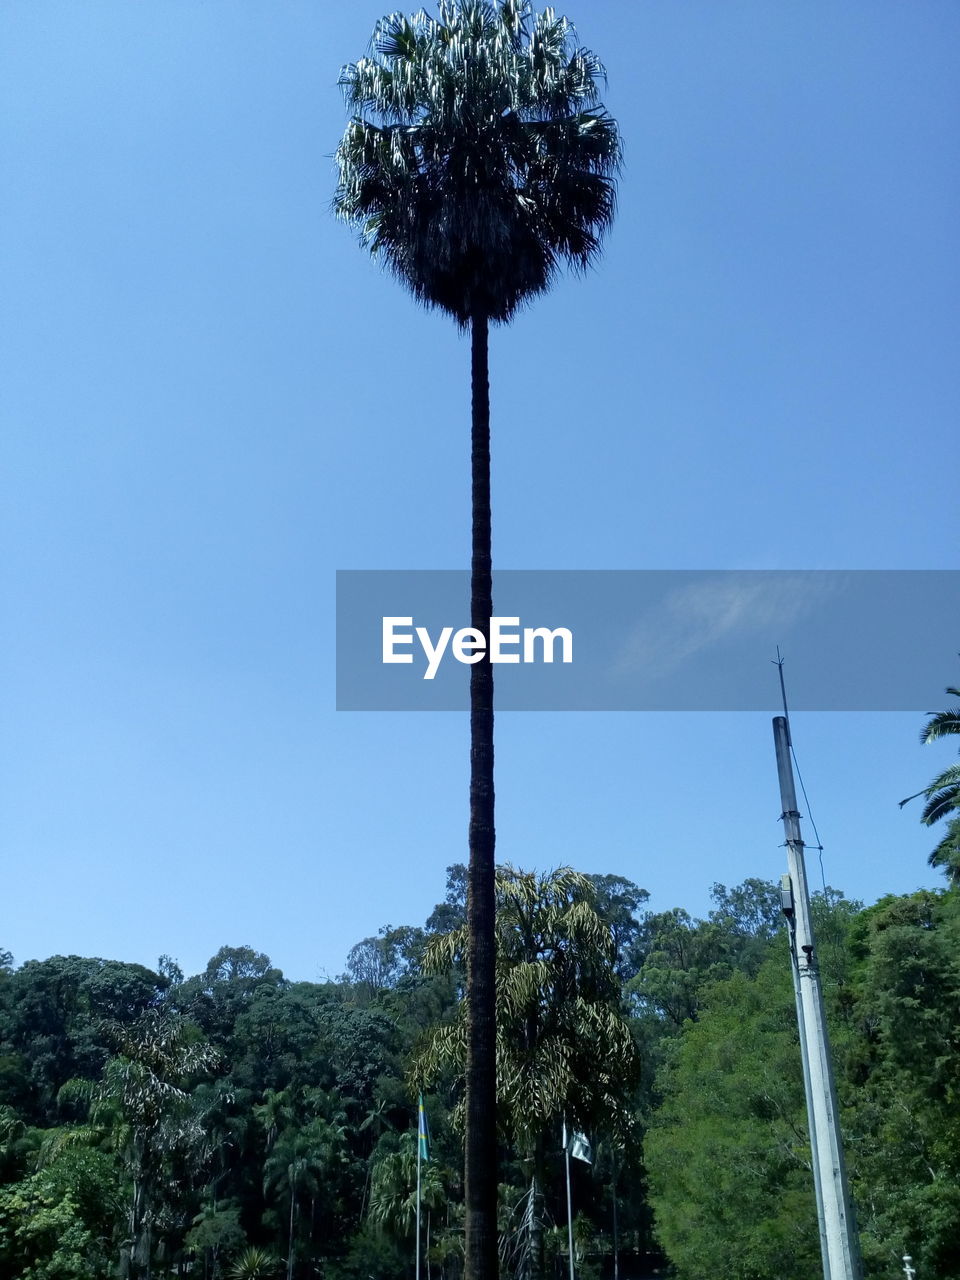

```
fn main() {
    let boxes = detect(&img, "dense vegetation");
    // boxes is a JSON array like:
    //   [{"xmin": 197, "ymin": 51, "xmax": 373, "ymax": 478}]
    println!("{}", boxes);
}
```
[{"xmin": 3, "ymin": 860, "xmax": 960, "ymax": 1280}]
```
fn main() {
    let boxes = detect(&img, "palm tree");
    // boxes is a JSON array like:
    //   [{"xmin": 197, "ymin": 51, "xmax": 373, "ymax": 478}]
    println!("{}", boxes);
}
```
[
  {"xmin": 901, "ymin": 683, "xmax": 960, "ymax": 882},
  {"xmin": 229, "ymin": 1247, "xmax": 280, "ymax": 1280},
  {"xmin": 334, "ymin": 9, "xmax": 620, "ymax": 1279},
  {"xmin": 416, "ymin": 865, "xmax": 639, "ymax": 1280},
  {"xmin": 368, "ymin": 1129, "xmax": 448, "ymax": 1240},
  {"xmin": 262, "ymin": 1116, "xmax": 348, "ymax": 1280},
  {"xmin": 80, "ymin": 1009, "xmax": 220, "ymax": 1279}
]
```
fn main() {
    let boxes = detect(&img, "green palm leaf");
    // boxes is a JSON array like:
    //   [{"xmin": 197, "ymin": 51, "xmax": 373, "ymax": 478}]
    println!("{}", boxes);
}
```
[{"xmin": 903, "ymin": 675, "xmax": 960, "ymax": 883}]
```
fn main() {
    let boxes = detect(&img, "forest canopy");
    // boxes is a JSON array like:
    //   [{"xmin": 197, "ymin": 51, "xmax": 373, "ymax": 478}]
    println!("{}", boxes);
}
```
[{"xmin": 3, "ymin": 862, "xmax": 959, "ymax": 1280}]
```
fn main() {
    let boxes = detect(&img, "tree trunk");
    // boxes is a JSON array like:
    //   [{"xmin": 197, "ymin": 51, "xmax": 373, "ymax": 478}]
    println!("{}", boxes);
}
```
[{"xmin": 464, "ymin": 308, "xmax": 498, "ymax": 1280}]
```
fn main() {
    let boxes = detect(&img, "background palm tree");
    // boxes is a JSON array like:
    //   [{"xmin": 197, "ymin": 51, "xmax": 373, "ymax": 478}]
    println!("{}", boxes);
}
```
[
  {"xmin": 229, "ymin": 1246, "xmax": 280, "ymax": 1280},
  {"xmin": 334, "ymin": 9, "xmax": 620, "ymax": 1279},
  {"xmin": 901, "ymin": 683, "xmax": 960, "ymax": 882},
  {"xmin": 262, "ymin": 1116, "xmax": 347, "ymax": 1280},
  {"xmin": 416, "ymin": 865, "xmax": 639, "ymax": 1280},
  {"xmin": 78, "ymin": 1009, "xmax": 220, "ymax": 1279},
  {"xmin": 368, "ymin": 1129, "xmax": 448, "ymax": 1239}
]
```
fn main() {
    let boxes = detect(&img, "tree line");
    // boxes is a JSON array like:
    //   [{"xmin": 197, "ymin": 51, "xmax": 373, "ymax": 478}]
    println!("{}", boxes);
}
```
[{"xmin": 2, "ymin": 860, "xmax": 960, "ymax": 1280}]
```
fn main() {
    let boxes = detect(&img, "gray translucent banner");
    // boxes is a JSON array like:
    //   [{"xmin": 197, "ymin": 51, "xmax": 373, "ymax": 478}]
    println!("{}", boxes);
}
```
[{"xmin": 336, "ymin": 570, "xmax": 959, "ymax": 711}]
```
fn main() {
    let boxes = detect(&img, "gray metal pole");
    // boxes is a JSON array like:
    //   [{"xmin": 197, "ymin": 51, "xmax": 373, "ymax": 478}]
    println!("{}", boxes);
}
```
[
  {"xmin": 781, "ymin": 873, "xmax": 831, "ymax": 1277},
  {"xmin": 773, "ymin": 716, "xmax": 862, "ymax": 1280}
]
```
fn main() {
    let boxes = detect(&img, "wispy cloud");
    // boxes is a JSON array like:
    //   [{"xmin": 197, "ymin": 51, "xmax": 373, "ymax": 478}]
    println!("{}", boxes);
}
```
[{"xmin": 611, "ymin": 571, "xmax": 844, "ymax": 685}]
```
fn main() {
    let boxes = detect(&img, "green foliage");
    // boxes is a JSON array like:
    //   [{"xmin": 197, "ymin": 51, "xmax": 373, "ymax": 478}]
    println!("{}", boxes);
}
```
[
  {"xmin": 586, "ymin": 874, "xmax": 649, "ymax": 980},
  {"xmin": 4, "ymin": 865, "xmax": 960, "ymax": 1280},
  {"xmin": 645, "ymin": 953, "xmax": 820, "ymax": 1280},
  {"xmin": 323, "ymin": 1227, "xmax": 409, "ymax": 1280},
  {"xmin": 185, "ymin": 1201, "xmax": 247, "ymax": 1269},
  {"xmin": 0, "ymin": 1167, "xmax": 118, "ymax": 1279},
  {"xmin": 0, "ymin": 955, "xmax": 166, "ymax": 1123},
  {"xmin": 646, "ymin": 887, "xmax": 960, "ymax": 1280},
  {"xmin": 844, "ymin": 889, "xmax": 960, "ymax": 1277}
]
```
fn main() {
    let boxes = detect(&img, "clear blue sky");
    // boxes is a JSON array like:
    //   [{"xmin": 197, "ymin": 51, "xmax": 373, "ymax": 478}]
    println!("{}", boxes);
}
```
[{"xmin": 2, "ymin": 1, "xmax": 957, "ymax": 981}]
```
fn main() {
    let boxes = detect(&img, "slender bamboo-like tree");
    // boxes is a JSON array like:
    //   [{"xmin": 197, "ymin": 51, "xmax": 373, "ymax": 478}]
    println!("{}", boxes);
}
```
[
  {"xmin": 77, "ymin": 1010, "xmax": 220, "ymax": 1280},
  {"xmin": 335, "ymin": 7, "xmax": 620, "ymax": 1278}
]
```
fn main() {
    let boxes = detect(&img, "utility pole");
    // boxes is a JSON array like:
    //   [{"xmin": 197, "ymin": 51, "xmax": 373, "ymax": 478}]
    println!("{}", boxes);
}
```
[
  {"xmin": 779, "ymin": 869, "xmax": 830, "ymax": 1276},
  {"xmin": 773, "ymin": 715, "xmax": 862, "ymax": 1280},
  {"xmin": 902, "ymin": 1257, "xmax": 916, "ymax": 1280}
]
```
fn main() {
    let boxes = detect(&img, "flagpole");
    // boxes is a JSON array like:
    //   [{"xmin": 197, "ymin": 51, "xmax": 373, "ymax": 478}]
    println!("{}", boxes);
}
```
[
  {"xmin": 416, "ymin": 1113, "xmax": 422, "ymax": 1280},
  {"xmin": 564, "ymin": 1120, "xmax": 575, "ymax": 1280},
  {"xmin": 611, "ymin": 1147, "xmax": 619, "ymax": 1280}
]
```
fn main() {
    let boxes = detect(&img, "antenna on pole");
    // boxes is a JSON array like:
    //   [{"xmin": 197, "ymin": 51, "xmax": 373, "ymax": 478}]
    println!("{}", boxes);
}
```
[{"xmin": 773, "ymin": 645, "xmax": 790, "ymax": 742}]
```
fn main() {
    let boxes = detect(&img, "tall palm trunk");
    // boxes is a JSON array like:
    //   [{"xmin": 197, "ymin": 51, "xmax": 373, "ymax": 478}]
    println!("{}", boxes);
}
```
[{"xmin": 465, "ymin": 308, "xmax": 498, "ymax": 1280}]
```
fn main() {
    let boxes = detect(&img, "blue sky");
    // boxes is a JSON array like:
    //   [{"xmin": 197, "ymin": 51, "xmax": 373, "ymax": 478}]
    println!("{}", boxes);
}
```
[{"xmin": 2, "ymin": 1, "xmax": 957, "ymax": 981}]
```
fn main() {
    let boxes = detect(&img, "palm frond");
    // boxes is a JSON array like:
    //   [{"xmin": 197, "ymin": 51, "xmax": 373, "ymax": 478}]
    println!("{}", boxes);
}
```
[
  {"xmin": 921, "ymin": 705, "xmax": 960, "ymax": 745},
  {"xmin": 919, "ymin": 769, "xmax": 960, "ymax": 825}
]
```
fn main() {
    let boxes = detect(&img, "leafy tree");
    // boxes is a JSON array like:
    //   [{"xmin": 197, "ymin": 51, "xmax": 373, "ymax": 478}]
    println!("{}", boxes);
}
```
[
  {"xmin": 335, "ymin": 8, "xmax": 620, "ymax": 1278},
  {"xmin": 0, "ymin": 955, "xmax": 166, "ymax": 1123},
  {"xmin": 625, "ymin": 881, "xmax": 784, "ymax": 1070},
  {"xmin": 644, "ymin": 952, "xmax": 821, "ymax": 1280},
  {"xmin": 0, "ymin": 1177, "xmax": 107, "ymax": 1280},
  {"xmin": 901, "ymin": 680, "xmax": 960, "ymax": 882},
  {"xmin": 229, "ymin": 983, "xmax": 332, "ymax": 1096},
  {"xmin": 178, "ymin": 946, "xmax": 286, "ymax": 1047},
  {"xmin": 184, "ymin": 1201, "xmax": 247, "ymax": 1277},
  {"xmin": 844, "ymin": 890, "xmax": 960, "ymax": 1277},
  {"xmin": 0, "ymin": 1144, "xmax": 123, "ymax": 1279},
  {"xmin": 645, "ymin": 888, "xmax": 960, "ymax": 1279},
  {"xmin": 585, "ymin": 875, "xmax": 649, "ymax": 980},
  {"xmin": 706, "ymin": 879, "xmax": 783, "ymax": 969},
  {"xmin": 344, "ymin": 926, "xmax": 427, "ymax": 1003},
  {"xmin": 426, "ymin": 865, "xmax": 469, "ymax": 937},
  {"xmin": 626, "ymin": 908, "xmax": 730, "ymax": 1031}
]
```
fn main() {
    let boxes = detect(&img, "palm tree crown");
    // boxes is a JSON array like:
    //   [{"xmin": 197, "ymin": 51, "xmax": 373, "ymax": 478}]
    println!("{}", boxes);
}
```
[{"xmin": 334, "ymin": 0, "xmax": 621, "ymax": 325}]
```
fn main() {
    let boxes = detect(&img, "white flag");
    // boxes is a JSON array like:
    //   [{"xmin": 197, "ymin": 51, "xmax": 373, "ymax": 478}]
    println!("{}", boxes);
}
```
[{"xmin": 562, "ymin": 1120, "xmax": 592, "ymax": 1164}]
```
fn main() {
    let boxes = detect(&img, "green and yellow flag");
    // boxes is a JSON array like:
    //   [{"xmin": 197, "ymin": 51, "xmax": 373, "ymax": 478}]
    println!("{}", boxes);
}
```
[{"xmin": 417, "ymin": 1094, "xmax": 430, "ymax": 1162}]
